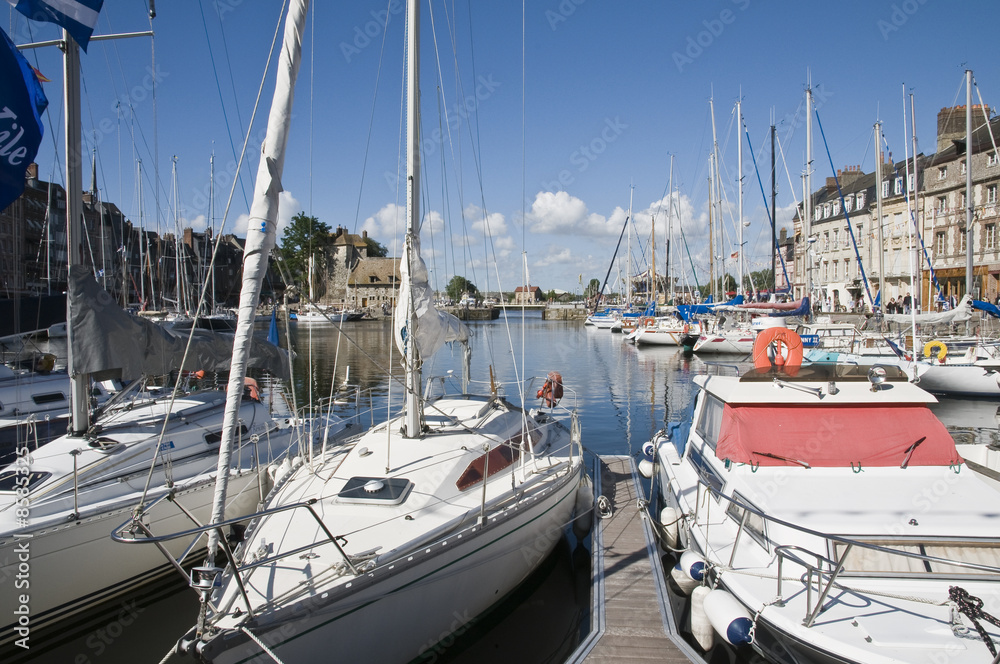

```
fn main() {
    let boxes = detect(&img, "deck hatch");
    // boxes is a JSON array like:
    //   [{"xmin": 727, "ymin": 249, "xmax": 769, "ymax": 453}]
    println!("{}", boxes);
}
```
[{"xmin": 338, "ymin": 476, "xmax": 413, "ymax": 505}]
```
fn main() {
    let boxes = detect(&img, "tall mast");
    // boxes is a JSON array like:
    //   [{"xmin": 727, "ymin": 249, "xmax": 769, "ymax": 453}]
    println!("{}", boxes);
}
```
[
  {"xmin": 710, "ymin": 96, "xmax": 722, "ymax": 296},
  {"xmin": 63, "ymin": 31, "xmax": 88, "ymax": 434},
  {"xmin": 875, "ymin": 121, "xmax": 885, "ymax": 306},
  {"xmin": 805, "ymin": 82, "xmax": 813, "ymax": 305},
  {"xmin": 403, "ymin": 0, "xmax": 422, "ymax": 438},
  {"xmin": 737, "ymin": 99, "xmax": 744, "ymax": 295},
  {"xmin": 209, "ymin": 153, "xmax": 216, "ymax": 312},
  {"xmin": 910, "ymin": 93, "xmax": 920, "ymax": 312},
  {"xmin": 626, "ymin": 183, "xmax": 633, "ymax": 307},
  {"xmin": 770, "ymin": 122, "xmax": 776, "ymax": 294},
  {"xmin": 965, "ymin": 69, "xmax": 974, "ymax": 301},
  {"xmin": 171, "ymin": 156, "xmax": 183, "ymax": 314},
  {"xmin": 707, "ymin": 156, "xmax": 715, "ymax": 301},
  {"xmin": 666, "ymin": 155, "xmax": 673, "ymax": 304}
]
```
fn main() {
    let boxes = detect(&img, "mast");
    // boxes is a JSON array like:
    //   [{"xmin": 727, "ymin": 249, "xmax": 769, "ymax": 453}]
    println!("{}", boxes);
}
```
[
  {"xmin": 64, "ymin": 31, "xmax": 88, "ymax": 435},
  {"xmin": 403, "ymin": 0, "xmax": 422, "ymax": 438},
  {"xmin": 770, "ymin": 122, "xmax": 776, "ymax": 294},
  {"xmin": 965, "ymin": 69, "xmax": 974, "ymax": 301},
  {"xmin": 709, "ymin": 96, "xmax": 721, "ymax": 297},
  {"xmin": 875, "ymin": 121, "xmax": 885, "ymax": 306},
  {"xmin": 137, "ymin": 159, "xmax": 145, "ymax": 308},
  {"xmin": 805, "ymin": 83, "xmax": 813, "ymax": 306},
  {"xmin": 626, "ymin": 184, "xmax": 633, "ymax": 308},
  {"xmin": 737, "ymin": 99, "xmax": 744, "ymax": 295},
  {"xmin": 910, "ymin": 93, "xmax": 920, "ymax": 312},
  {"xmin": 209, "ymin": 153, "xmax": 216, "ymax": 313},
  {"xmin": 206, "ymin": 0, "xmax": 308, "ymax": 558},
  {"xmin": 707, "ymin": 156, "xmax": 715, "ymax": 301},
  {"xmin": 666, "ymin": 155, "xmax": 674, "ymax": 304},
  {"xmin": 171, "ymin": 156, "xmax": 183, "ymax": 315}
]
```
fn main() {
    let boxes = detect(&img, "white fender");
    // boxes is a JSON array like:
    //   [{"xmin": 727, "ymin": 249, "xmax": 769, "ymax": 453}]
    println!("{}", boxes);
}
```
[
  {"xmin": 642, "ymin": 439, "xmax": 656, "ymax": 458},
  {"xmin": 704, "ymin": 589, "xmax": 754, "ymax": 646},
  {"xmin": 670, "ymin": 561, "xmax": 698, "ymax": 595},
  {"xmin": 271, "ymin": 457, "xmax": 292, "ymax": 484},
  {"xmin": 638, "ymin": 458, "xmax": 654, "ymax": 478},
  {"xmin": 680, "ymin": 550, "xmax": 706, "ymax": 581},
  {"xmin": 691, "ymin": 585, "xmax": 715, "ymax": 651},
  {"xmin": 659, "ymin": 506, "xmax": 681, "ymax": 549}
]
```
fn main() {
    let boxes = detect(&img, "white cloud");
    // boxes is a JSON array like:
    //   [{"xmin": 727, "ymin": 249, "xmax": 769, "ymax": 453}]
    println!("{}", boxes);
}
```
[
  {"xmin": 533, "ymin": 246, "xmax": 574, "ymax": 268},
  {"xmin": 526, "ymin": 191, "xmax": 618, "ymax": 236}
]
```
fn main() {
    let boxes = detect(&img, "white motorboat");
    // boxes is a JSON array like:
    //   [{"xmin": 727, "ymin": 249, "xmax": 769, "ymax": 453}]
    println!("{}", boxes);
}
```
[
  {"xmin": 691, "ymin": 326, "xmax": 755, "ymax": 354},
  {"xmin": 585, "ymin": 310, "xmax": 619, "ymax": 328},
  {"xmin": 114, "ymin": 3, "xmax": 585, "ymax": 661},
  {"xmin": 650, "ymin": 329, "xmax": 1000, "ymax": 663},
  {"xmin": 632, "ymin": 317, "xmax": 693, "ymax": 346}
]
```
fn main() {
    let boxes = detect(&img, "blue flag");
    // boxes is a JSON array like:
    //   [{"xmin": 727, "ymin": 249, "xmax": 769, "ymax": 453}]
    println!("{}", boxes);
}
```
[
  {"xmin": 12, "ymin": 0, "xmax": 104, "ymax": 52},
  {"xmin": 0, "ymin": 26, "xmax": 48, "ymax": 212}
]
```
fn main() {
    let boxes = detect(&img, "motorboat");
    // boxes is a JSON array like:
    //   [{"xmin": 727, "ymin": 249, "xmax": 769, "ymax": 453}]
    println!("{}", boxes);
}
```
[{"xmin": 648, "ymin": 329, "xmax": 1000, "ymax": 663}]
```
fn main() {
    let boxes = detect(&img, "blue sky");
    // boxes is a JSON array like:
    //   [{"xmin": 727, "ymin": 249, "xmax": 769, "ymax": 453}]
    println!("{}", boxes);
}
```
[{"xmin": 8, "ymin": 0, "xmax": 998, "ymax": 294}]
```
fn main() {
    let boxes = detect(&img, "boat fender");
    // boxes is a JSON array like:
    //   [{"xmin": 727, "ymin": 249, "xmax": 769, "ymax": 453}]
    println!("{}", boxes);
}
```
[
  {"xmin": 573, "ymin": 478, "xmax": 595, "ymax": 538},
  {"xmin": 679, "ymin": 550, "xmax": 706, "ymax": 581},
  {"xmin": 272, "ymin": 457, "xmax": 292, "ymax": 484},
  {"xmin": 642, "ymin": 440, "xmax": 656, "ymax": 459},
  {"xmin": 291, "ymin": 456, "xmax": 304, "ymax": 471},
  {"xmin": 923, "ymin": 340, "xmax": 948, "ymax": 362},
  {"xmin": 659, "ymin": 506, "xmax": 681, "ymax": 549},
  {"xmin": 704, "ymin": 589, "xmax": 754, "ymax": 646},
  {"xmin": 691, "ymin": 585, "xmax": 715, "ymax": 651},
  {"xmin": 638, "ymin": 459, "xmax": 654, "ymax": 479}
]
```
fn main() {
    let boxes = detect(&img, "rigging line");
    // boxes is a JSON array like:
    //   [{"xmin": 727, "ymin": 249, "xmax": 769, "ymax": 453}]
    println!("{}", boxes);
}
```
[
  {"xmin": 815, "ymin": 109, "xmax": 873, "ymax": 305},
  {"xmin": 973, "ymin": 80, "xmax": 1000, "ymax": 161},
  {"xmin": 350, "ymin": 0, "xmax": 395, "ymax": 234},
  {"xmin": 520, "ymin": 0, "xmax": 525, "ymax": 413},
  {"xmin": 197, "ymin": 0, "xmax": 251, "ymax": 216},
  {"xmin": 308, "ymin": 0, "xmax": 314, "ymax": 214}
]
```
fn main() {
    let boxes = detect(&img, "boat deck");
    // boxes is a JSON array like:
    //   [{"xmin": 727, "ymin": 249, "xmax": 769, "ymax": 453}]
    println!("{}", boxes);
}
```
[{"xmin": 566, "ymin": 455, "xmax": 703, "ymax": 664}]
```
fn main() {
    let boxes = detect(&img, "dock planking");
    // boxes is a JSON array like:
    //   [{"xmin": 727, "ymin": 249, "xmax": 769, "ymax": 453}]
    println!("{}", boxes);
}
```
[{"xmin": 567, "ymin": 455, "xmax": 703, "ymax": 664}]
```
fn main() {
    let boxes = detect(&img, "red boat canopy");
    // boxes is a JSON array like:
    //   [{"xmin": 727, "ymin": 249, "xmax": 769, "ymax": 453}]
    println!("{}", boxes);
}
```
[{"xmin": 715, "ymin": 404, "xmax": 962, "ymax": 468}]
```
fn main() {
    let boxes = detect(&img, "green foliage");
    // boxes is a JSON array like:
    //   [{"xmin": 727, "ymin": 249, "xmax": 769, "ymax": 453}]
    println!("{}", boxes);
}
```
[
  {"xmin": 277, "ymin": 213, "xmax": 333, "ymax": 291},
  {"xmin": 545, "ymin": 290, "xmax": 557, "ymax": 301},
  {"xmin": 364, "ymin": 236, "xmax": 388, "ymax": 258},
  {"xmin": 584, "ymin": 278, "xmax": 601, "ymax": 298},
  {"xmin": 445, "ymin": 275, "xmax": 478, "ymax": 302}
]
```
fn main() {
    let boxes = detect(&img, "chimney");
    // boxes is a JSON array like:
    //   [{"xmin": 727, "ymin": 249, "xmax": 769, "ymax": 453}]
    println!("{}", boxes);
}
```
[
  {"xmin": 362, "ymin": 230, "xmax": 368, "ymax": 240},
  {"xmin": 937, "ymin": 105, "xmax": 988, "ymax": 153},
  {"xmin": 26, "ymin": 163, "xmax": 38, "ymax": 187}
]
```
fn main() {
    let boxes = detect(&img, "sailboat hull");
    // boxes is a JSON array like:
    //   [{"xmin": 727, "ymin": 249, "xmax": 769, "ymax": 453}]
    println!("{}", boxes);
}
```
[
  {"xmin": 0, "ymin": 471, "xmax": 263, "ymax": 647},
  {"xmin": 191, "ymin": 467, "xmax": 581, "ymax": 664}
]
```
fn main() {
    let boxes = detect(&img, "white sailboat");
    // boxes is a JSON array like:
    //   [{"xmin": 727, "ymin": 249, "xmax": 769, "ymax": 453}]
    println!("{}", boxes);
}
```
[
  {"xmin": 136, "ymin": 2, "xmax": 585, "ymax": 661},
  {"xmin": 0, "ymin": 16, "xmax": 348, "ymax": 647}
]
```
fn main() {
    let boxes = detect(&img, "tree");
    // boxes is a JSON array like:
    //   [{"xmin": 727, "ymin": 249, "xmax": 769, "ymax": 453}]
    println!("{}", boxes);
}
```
[
  {"xmin": 277, "ymin": 213, "xmax": 332, "ymax": 293},
  {"xmin": 364, "ymin": 236, "xmax": 388, "ymax": 258},
  {"xmin": 583, "ymin": 278, "xmax": 601, "ymax": 299},
  {"xmin": 445, "ymin": 275, "xmax": 478, "ymax": 302}
]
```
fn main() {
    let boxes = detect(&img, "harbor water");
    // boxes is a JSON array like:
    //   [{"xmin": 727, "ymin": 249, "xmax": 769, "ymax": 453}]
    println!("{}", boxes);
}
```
[{"xmin": 12, "ymin": 311, "xmax": 1000, "ymax": 663}]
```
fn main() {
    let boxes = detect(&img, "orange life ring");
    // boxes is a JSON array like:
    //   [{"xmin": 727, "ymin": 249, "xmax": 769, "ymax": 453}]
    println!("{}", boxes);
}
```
[
  {"xmin": 639, "ymin": 317, "xmax": 654, "ymax": 327},
  {"xmin": 536, "ymin": 371, "xmax": 564, "ymax": 407},
  {"xmin": 752, "ymin": 327, "xmax": 804, "ymax": 374},
  {"xmin": 244, "ymin": 377, "xmax": 261, "ymax": 402}
]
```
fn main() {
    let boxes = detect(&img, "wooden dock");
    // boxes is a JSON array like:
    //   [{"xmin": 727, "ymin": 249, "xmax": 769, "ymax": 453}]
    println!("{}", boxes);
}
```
[{"xmin": 564, "ymin": 455, "xmax": 703, "ymax": 664}]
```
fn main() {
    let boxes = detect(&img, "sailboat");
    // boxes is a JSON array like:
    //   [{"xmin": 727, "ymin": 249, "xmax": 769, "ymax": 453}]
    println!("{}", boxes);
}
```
[
  {"xmin": 0, "ymin": 13, "xmax": 350, "ymax": 647},
  {"xmin": 139, "ymin": 2, "xmax": 585, "ymax": 661}
]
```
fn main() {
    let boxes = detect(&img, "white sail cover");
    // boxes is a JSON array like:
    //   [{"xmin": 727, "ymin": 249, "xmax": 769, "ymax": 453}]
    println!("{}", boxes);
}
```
[
  {"xmin": 882, "ymin": 293, "xmax": 973, "ymax": 326},
  {"xmin": 394, "ymin": 234, "xmax": 468, "ymax": 360}
]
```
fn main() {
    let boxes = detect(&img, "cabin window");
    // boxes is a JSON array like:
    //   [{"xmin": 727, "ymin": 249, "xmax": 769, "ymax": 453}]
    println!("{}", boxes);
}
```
[
  {"xmin": 833, "ymin": 538, "xmax": 1000, "ymax": 578},
  {"xmin": 204, "ymin": 424, "xmax": 248, "ymax": 446},
  {"xmin": 988, "ymin": 185, "xmax": 998, "ymax": 204},
  {"xmin": 938, "ymin": 166, "xmax": 948, "ymax": 180},
  {"xmin": 726, "ymin": 493, "xmax": 768, "ymax": 552},
  {"xmin": 31, "ymin": 392, "xmax": 66, "ymax": 405},
  {"xmin": 456, "ymin": 426, "xmax": 539, "ymax": 491},
  {"xmin": 695, "ymin": 394, "xmax": 725, "ymax": 451}
]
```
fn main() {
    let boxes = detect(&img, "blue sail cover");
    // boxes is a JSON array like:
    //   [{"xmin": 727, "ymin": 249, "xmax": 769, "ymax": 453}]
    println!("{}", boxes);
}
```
[
  {"xmin": 973, "ymin": 300, "xmax": 1000, "ymax": 318},
  {"xmin": 772, "ymin": 297, "xmax": 810, "ymax": 317},
  {"xmin": 677, "ymin": 295, "xmax": 744, "ymax": 321}
]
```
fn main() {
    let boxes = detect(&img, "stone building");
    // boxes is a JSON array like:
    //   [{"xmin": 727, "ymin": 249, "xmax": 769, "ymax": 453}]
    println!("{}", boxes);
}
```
[
  {"xmin": 325, "ymin": 226, "xmax": 372, "ymax": 304},
  {"xmin": 919, "ymin": 106, "xmax": 1000, "ymax": 308},
  {"xmin": 512, "ymin": 285, "xmax": 543, "ymax": 304},
  {"xmin": 346, "ymin": 257, "xmax": 400, "ymax": 311}
]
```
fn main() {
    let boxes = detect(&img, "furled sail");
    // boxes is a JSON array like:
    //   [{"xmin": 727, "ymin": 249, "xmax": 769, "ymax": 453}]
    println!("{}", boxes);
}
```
[
  {"xmin": 881, "ymin": 293, "xmax": 972, "ymax": 326},
  {"xmin": 394, "ymin": 233, "xmax": 468, "ymax": 360},
  {"xmin": 68, "ymin": 265, "xmax": 289, "ymax": 379}
]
